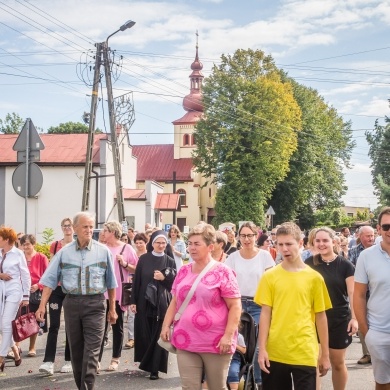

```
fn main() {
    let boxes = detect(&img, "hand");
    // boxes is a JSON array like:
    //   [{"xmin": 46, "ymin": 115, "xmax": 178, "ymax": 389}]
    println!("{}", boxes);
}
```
[
  {"xmin": 153, "ymin": 270, "xmax": 165, "ymax": 281},
  {"xmin": 216, "ymin": 334, "xmax": 232, "ymax": 354},
  {"xmin": 160, "ymin": 324, "xmax": 171, "ymax": 341},
  {"xmin": 35, "ymin": 306, "xmax": 46, "ymax": 322},
  {"xmin": 347, "ymin": 318, "xmax": 358, "ymax": 336},
  {"xmin": 20, "ymin": 300, "xmax": 29, "ymax": 307},
  {"xmin": 318, "ymin": 354, "xmax": 330, "ymax": 377},
  {"xmin": 107, "ymin": 309, "xmax": 118, "ymax": 324},
  {"xmin": 258, "ymin": 349, "xmax": 270, "ymax": 374},
  {"xmin": 0, "ymin": 273, "xmax": 12, "ymax": 281},
  {"xmin": 116, "ymin": 254, "xmax": 125, "ymax": 266},
  {"xmin": 130, "ymin": 304, "xmax": 137, "ymax": 314},
  {"xmin": 30, "ymin": 284, "xmax": 39, "ymax": 293}
]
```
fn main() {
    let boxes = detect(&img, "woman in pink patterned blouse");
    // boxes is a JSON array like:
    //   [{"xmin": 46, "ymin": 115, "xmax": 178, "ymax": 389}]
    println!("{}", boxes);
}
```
[{"xmin": 161, "ymin": 223, "xmax": 241, "ymax": 389}]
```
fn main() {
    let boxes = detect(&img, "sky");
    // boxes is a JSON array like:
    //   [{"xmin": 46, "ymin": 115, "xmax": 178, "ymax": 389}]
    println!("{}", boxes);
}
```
[{"xmin": 1, "ymin": 0, "xmax": 390, "ymax": 210}]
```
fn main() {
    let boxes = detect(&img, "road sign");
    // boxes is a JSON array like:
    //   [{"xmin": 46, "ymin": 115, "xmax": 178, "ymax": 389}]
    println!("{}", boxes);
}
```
[
  {"xmin": 17, "ymin": 150, "xmax": 40, "ymax": 163},
  {"xmin": 164, "ymin": 224, "xmax": 172, "ymax": 232},
  {"xmin": 266, "ymin": 206, "xmax": 275, "ymax": 215},
  {"xmin": 12, "ymin": 162, "xmax": 43, "ymax": 197},
  {"xmin": 13, "ymin": 118, "xmax": 45, "ymax": 152}
]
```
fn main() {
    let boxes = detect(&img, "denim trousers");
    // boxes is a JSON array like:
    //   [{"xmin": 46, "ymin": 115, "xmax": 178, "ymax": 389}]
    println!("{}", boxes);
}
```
[{"xmin": 241, "ymin": 299, "xmax": 262, "ymax": 384}]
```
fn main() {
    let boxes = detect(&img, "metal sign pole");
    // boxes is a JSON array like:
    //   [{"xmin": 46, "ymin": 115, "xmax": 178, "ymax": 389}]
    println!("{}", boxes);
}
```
[{"xmin": 24, "ymin": 119, "xmax": 30, "ymax": 233}]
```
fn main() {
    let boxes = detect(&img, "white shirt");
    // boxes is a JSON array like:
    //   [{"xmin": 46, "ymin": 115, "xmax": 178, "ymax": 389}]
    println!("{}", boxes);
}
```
[
  {"xmin": 0, "ymin": 246, "xmax": 31, "ymax": 304},
  {"xmin": 225, "ymin": 249, "xmax": 275, "ymax": 297}
]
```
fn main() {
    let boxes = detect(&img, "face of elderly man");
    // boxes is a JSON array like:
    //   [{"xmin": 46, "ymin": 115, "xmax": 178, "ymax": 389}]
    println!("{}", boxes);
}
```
[
  {"xmin": 359, "ymin": 226, "xmax": 375, "ymax": 249},
  {"xmin": 74, "ymin": 214, "xmax": 94, "ymax": 247}
]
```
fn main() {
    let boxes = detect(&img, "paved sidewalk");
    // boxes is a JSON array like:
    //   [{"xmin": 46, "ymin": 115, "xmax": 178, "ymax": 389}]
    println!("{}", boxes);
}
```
[{"xmin": 0, "ymin": 323, "xmax": 375, "ymax": 389}]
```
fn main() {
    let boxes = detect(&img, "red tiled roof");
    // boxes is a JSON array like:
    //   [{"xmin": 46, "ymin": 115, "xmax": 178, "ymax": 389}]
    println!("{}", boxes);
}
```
[
  {"xmin": 122, "ymin": 189, "xmax": 146, "ymax": 200},
  {"xmin": 132, "ymin": 144, "xmax": 193, "ymax": 182},
  {"xmin": 154, "ymin": 193, "xmax": 180, "ymax": 211},
  {"xmin": 0, "ymin": 134, "xmax": 107, "ymax": 165},
  {"xmin": 172, "ymin": 111, "xmax": 203, "ymax": 125}
]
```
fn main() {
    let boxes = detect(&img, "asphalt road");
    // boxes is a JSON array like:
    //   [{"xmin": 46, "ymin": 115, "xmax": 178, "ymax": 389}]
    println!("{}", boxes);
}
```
[{"xmin": 0, "ymin": 317, "xmax": 375, "ymax": 390}]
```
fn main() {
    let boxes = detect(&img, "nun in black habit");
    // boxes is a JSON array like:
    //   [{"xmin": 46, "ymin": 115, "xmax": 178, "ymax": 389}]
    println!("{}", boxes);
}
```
[{"xmin": 130, "ymin": 230, "xmax": 176, "ymax": 380}]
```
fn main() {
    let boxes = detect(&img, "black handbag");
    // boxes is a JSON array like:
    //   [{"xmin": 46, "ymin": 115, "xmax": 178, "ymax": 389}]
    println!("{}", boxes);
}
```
[
  {"xmin": 29, "ymin": 289, "xmax": 42, "ymax": 305},
  {"xmin": 118, "ymin": 244, "xmax": 132, "ymax": 306}
]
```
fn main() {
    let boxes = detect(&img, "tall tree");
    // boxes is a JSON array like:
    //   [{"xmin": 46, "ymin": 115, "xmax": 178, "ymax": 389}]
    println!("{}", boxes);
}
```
[
  {"xmin": 192, "ymin": 49, "xmax": 302, "ymax": 226},
  {"xmin": 269, "ymin": 78, "xmax": 355, "ymax": 225},
  {"xmin": 0, "ymin": 112, "xmax": 24, "ymax": 134},
  {"xmin": 366, "ymin": 114, "xmax": 390, "ymax": 207}
]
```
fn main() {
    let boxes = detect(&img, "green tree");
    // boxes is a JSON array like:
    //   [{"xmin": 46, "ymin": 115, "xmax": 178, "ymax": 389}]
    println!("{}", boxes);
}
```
[
  {"xmin": 192, "ymin": 49, "xmax": 302, "ymax": 226},
  {"xmin": 366, "ymin": 113, "xmax": 390, "ymax": 206},
  {"xmin": 269, "ymin": 78, "xmax": 355, "ymax": 225},
  {"xmin": 41, "ymin": 227, "xmax": 55, "ymax": 245},
  {"xmin": 0, "ymin": 112, "xmax": 24, "ymax": 134},
  {"xmin": 47, "ymin": 122, "xmax": 103, "ymax": 134},
  {"xmin": 47, "ymin": 122, "xmax": 89, "ymax": 134}
]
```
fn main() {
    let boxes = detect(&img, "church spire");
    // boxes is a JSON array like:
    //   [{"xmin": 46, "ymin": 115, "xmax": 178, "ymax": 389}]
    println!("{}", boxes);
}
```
[{"xmin": 183, "ymin": 31, "xmax": 204, "ymax": 112}]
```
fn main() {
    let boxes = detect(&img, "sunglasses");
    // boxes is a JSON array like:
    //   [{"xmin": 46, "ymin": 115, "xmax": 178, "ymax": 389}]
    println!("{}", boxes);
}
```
[
  {"xmin": 381, "ymin": 224, "xmax": 390, "ymax": 231},
  {"xmin": 62, "ymin": 224, "xmax": 72, "ymax": 228}
]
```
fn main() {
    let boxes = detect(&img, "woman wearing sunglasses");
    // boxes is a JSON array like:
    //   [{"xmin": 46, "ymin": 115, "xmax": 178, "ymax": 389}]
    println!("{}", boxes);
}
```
[{"xmin": 225, "ymin": 221, "xmax": 275, "ymax": 387}]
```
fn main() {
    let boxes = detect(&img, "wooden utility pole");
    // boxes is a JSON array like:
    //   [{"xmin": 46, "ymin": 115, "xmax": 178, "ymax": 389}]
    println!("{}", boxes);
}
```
[
  {"xmin": 81, "ymin": 43, "xmax": 102, "ymax": 217},
  {"xmin": 102, "ymin": 41, "xmax": 125, "ymax": 223}
]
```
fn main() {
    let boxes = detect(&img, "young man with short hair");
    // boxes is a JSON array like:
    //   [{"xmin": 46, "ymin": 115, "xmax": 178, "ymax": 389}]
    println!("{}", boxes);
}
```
[{"xmin": 255, "ymin": 222, "xmax": 331, "ymax": 389}]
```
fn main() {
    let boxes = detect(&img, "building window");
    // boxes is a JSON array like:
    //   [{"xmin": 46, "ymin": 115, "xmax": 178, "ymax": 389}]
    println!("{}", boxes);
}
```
[
  {"xmin": 177, "ymin": 218, "xmax": 186, "ymax": 232},
  {"xmin": 183, "ymin": 134, "xmax": 190, "ymax": 146},
  {"xmin": 191, "ymin": 134, "xmax": 196, "ymax": 145},
  {"xmin": 209, "ymin": 188, "xmax": 211, "ymax": 198},
  {"xmin": 177, "ymin": 189, "xmax": 186, "ymax": 206},
  {"xmin": 347, "ymin": 213, "xmax": 354, "ymax": 218}
]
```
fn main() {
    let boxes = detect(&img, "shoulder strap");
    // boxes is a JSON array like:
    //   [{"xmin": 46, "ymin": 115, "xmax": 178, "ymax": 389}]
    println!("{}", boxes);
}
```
[
  {"xmin": 174, "ymin": 259, "xmax": 217, "ymax": 321},
  {"xmin": 53, "ymin": 240, "xmax": 59, "ymax": 255},
  {"xmin": 118, "ymin": 244, "xmax": 127, "ymax": 283}
]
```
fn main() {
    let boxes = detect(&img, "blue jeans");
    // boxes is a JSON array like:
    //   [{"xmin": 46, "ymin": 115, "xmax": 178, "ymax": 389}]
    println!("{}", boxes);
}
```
[
  {"xmin": 241, "ymin": 299, "xmax": 262, "ymax": 384},
  {"xmin": 227, "ymin": 352, "xmax": 241, "ymax": 383}
]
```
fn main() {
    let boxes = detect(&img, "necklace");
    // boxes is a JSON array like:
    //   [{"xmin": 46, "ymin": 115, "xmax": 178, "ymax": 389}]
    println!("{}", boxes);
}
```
[{"xmin": 322, "ymin": 255, "xmax": 337, "ymax": 265}]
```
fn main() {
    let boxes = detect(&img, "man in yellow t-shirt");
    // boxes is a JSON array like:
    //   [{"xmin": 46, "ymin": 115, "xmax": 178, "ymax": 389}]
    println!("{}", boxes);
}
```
[{"xmin": 255, "ymin": 222, "xmax": 332, "ymax": 390}]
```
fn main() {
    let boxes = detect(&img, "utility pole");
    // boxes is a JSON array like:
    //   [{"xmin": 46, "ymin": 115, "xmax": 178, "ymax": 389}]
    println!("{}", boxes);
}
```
[
  {"xmin": 81, "ymin": 21, "xmax": 135, "ymax": 224},
  {"xmin": 81, "ymin": 43, "xmax": 102, "ymax": 217},
  {"xmin": 102, "ymin": 41, "xmax": 125, "ymax": 223}
]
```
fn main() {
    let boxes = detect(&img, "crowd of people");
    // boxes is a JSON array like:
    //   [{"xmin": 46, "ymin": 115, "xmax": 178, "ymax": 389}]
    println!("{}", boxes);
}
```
[{"xmin": 0, "ymin": 209, "xmax": 389, "ymax": 390}]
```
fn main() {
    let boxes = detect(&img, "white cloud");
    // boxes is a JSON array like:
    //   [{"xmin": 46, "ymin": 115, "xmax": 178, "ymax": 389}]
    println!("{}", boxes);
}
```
[{"xmin": 358, "ymin": 97, "xmax": 390, "ymax": 117}]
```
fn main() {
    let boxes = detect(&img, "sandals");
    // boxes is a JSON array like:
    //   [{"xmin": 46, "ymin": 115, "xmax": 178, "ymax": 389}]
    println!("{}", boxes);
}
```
[{"xmin": 107, "ymin": 359, "xmax": 119, "ymax": 371}]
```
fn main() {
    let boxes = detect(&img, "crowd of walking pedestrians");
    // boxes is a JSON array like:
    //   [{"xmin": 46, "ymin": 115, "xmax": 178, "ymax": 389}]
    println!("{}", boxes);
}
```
[{"xmin": 0, "ymin": 208, "xmax": 390, "ymax": 390}]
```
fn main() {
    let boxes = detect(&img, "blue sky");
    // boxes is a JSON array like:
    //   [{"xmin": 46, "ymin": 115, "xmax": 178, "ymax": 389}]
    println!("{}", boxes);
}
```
[{"xmin": 1, "ymin": 0, "xmax": 390, "ymax": 210}]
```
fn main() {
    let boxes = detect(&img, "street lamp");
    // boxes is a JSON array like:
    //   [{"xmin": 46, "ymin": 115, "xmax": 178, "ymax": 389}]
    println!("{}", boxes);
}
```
[{"xmin": 106, "ymin": 20, "xmax": 136, "ymax": 44}]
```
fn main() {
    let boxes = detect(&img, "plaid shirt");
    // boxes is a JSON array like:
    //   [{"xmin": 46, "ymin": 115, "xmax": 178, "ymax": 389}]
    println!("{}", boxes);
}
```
[
  {"xmin": 348, "ymin": 243, "xmax": 365, "ymax": 266},
  {"xmin": 40, "ymin": 239, "xmax": 117, "ymax": 295}
]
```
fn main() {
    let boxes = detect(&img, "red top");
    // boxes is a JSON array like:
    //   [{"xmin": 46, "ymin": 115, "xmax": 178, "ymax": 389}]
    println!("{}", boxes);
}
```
[{"xmin": 27, "ymin": 252, "xmax": 49, "ymax": 290}]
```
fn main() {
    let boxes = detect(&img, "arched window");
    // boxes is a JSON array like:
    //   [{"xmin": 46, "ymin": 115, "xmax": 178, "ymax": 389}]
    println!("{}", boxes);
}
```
[
  {"xmin": 177, "ymin": 189, "xmax": 186, "ymax": 206},
  {"xmin": 191, "ymin": 134, "xmax": 196, "ymax": 145},
  {"xmin": 183, "ymin": 134, "xmax": 190, "ymax": 146}
]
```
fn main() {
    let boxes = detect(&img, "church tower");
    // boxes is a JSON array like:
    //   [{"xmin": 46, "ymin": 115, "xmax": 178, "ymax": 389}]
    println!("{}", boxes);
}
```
[{"xmin": 173, "ymin": 33, "xmax": 204, "ymax": 159}]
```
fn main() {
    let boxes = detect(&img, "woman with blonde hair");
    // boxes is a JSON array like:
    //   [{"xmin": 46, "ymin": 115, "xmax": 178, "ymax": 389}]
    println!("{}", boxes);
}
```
[
  {"xmin": 306, "ymin": 227, "xmax": 357, "ymax": 390},
  {"xmin": 168, "ymin": 225, "xmax": 186, "ymax": 271},
  {"xmin": 0, "ymin": 226, "xmax": 30, "ymax": 372}
]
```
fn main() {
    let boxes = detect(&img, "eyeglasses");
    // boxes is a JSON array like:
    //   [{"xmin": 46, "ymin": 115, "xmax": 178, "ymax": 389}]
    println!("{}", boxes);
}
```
[
  {"xmin": 239, "ymin": 234, "xmax": 256, "ymax": 239},
  {"xmin": 271, "ymin": 232, "xmax": 276, "ymax": 235},
  {"xmin": 154, "ymin": 241, "xmax": 167, "ymax": 245},
  {"xmin": 381, "ymin": 224, "xmax": 390, "ymax": 231},
  {"xmin": 62, "ymin": 225, "xmax": 72, "ymax": 228}
]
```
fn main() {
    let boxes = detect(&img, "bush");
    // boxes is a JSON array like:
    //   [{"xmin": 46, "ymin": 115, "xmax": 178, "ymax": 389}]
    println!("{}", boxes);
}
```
[{"xmin": 35, "ymin": 243, "xmax": 50, "ymax": 259}]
